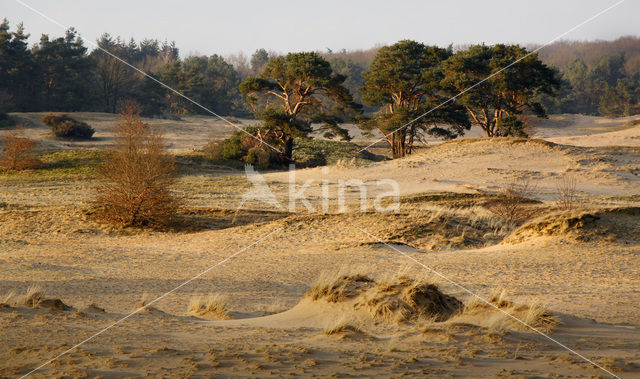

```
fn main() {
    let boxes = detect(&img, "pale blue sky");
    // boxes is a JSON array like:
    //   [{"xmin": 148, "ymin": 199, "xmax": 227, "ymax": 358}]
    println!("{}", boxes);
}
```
[{"xmin": 4, "ymin": 0, "xmax": 638, "ymax": 57}]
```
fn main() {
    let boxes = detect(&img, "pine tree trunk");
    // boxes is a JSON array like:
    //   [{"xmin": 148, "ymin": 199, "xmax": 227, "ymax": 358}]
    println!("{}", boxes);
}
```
[
  {"xmin": 391, "ymin": 133, "xmax": 406, "ymax": 159},
  {"xmin": 284, "ymin": 136, "xmax": 294, "ymax": 163}
]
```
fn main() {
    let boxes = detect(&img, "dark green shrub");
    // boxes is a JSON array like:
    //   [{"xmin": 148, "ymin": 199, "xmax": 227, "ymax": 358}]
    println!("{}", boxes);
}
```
[
  {"xmin": 244, "ymin": 147, "xmax": 273, "ymax": 169},
  {"xmin": 41, "ymin": 113, "xmax": 95, "ymax": 140},
  {"xmin": 0, "ymin": 111, "xmax": 14, "ymax": 128},
  {"xmin": 220, "ymin": 133, "xmax": 246, "ymax": 160}
]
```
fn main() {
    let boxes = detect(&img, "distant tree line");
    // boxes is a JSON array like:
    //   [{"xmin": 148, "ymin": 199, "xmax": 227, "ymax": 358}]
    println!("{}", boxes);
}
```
[
  {"xmin": 2, "ymin": 19, "xmax": 640, "ymax": 163},
  {"xmin": 2, "ymin": 19, "xmax": 639, "ymax": 121},
  {"xmin": 0, "ymin": 20, "xmax": 246, "ymax": 117}
]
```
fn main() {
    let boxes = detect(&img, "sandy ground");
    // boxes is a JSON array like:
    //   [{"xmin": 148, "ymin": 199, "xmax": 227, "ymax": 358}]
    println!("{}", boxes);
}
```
[{"xmin": 1, "ymin": 112, "xmax": 639, "ymax": 378}]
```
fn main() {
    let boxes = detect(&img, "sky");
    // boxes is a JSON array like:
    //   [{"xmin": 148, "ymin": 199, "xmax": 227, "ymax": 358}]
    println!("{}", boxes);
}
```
[{"xmin": 3, "ymin": 0, "xmax": 639, "ymax": 57}]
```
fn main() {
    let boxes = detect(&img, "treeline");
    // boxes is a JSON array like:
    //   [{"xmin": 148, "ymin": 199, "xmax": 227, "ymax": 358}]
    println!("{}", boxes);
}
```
[
  {"xmin": 329, "ymin": 37, "xmax": 640, "ymax": 117},
  {"xmin": 1, "ymin": 19, "xmax": 640, "ymax": 119},
  {"xmin": 0, "ymin": 20, "xmax": 246, "ymax": 116}
]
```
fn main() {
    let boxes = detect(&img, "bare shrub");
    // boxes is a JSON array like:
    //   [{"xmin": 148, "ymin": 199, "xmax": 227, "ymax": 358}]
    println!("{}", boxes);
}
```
[
  {"xmin": 555, "ymin": 173, "xmax": 579, "ymax": 211},
  {"xmin": 96, "ymin": 107, "xmax": 180, "ymax": 227},
  {"xmin": 0, "ymin": 129, "xmax": 41, "ymax": 170},
  {"xmin": 487, "ymin": 178, "xmax": 537, "ymax": 223}
]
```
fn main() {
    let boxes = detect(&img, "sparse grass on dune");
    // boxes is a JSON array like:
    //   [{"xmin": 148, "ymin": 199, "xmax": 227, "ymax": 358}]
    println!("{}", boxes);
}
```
[
  {"xmin": 504, "ymin": 206, "xmax": 640, "ymax": 244},
  {"xmin": 306, "ymin": 269, "xmax": 557, "ymax": 334},
  {"xmin": 378, "ymin": 203, "xmax": 515, "ymax": 250},
  {"xmin": 447, "ymin": 290, "xmax": 557, "ymax": 332},
  {"xmin": 323, "ymin": 314, "xmax": 364, "ymax": 336}
]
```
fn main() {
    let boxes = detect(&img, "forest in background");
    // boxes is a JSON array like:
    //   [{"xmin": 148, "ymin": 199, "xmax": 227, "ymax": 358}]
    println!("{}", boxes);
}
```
[{"xmin": 1, "ymin": 19, "xmax": 639, "ymax": 119}]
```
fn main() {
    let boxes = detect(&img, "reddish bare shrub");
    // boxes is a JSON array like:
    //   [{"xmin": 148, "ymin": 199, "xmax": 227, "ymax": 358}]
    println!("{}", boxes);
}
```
[
  {"xmin": 487, "ymin": 178, "xmax": 537, "ymax": 223},
  {"xmin": 555, "ymin": 173, "xmax": 579, "ymax": 211},
  {"xmin": 0, "ymin": 129, "xmax": 41, "ymax": 170},
  {"xmin": 96, "ymin": 108, "xmax": 180, "ymax": 226}
]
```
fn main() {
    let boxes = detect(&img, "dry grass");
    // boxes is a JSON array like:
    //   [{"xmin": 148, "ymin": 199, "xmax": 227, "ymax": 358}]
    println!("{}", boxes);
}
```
[
  {"xmin": 188, "ymin": 294, "xmax": 232, "ymax": 320},
  {"xmin": 306, "ymin": 268, "xmax": 374, "ymax": 303},
  {"xmin": 0, "ymin": 290, "xmax": 17, "ymax": 307},
  {"xmin": 257, "ymin": 300, "xmax": 290, "ymax": 315},
  {"xmin": 137, "ymin": 293, "xmax": 155, "ymax": 312}
]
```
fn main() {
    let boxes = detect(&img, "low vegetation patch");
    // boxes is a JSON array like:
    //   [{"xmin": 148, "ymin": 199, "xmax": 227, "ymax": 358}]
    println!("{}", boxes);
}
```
[
  {"xmin": 504, "ymin": 206, "xmax": 640, "ymax": 244},
  {"xmin": 292, "ymin": 137, "xmax": 383, "ymax": 168},
  {"xmin": 41, "ymin": 113, "xmax": 95, "ymax": 140},
  {"xmin": 0, "ymin": 149, "xmax": 105, "ymax": 178},
  {"xmin": 203, "ymin": 133, "xmax": 382, "ymax": 169},
  {"xmin": 323, "ymin": 315, "xmax": 364, "ymax": 336}
]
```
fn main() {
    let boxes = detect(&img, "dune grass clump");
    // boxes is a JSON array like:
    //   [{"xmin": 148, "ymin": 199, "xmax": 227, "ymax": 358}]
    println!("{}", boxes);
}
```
[
  {"xmin": 188, "ymin": 294, "xmax": 232, "ymax": 320},
  {"xmin": 306, "ymin": 270, "xmax": 463, "ymax": 324},
  {"xmin": 364, "ymin": 276, "xmax": 463, "ymax": 323},
  {"xmin": 23, "ymin": 285, "xmax": 44, "ymax": 307},
  {"xmin": 21, "ymin": 285, "xmax": 71, "ymax": 310}
]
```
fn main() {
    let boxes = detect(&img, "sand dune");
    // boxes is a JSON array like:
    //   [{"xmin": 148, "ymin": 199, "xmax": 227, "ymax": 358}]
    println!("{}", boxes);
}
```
[{"xmin": 1, "ymin": 112, "xmax": 639, "ymax": 377}]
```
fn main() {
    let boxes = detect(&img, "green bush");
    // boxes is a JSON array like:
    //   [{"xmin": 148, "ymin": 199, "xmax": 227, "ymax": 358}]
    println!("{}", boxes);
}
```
[
  {"xmin": 244, "ymin": 147, "xmax": 274, "ymax": 169},
  {"xmin": 203, "ymin": 133, "xmax": 247, "ymax": 162},
  {"xmin": 41, "ymin": 113, "xmax": 95, "ymax": 140}
]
